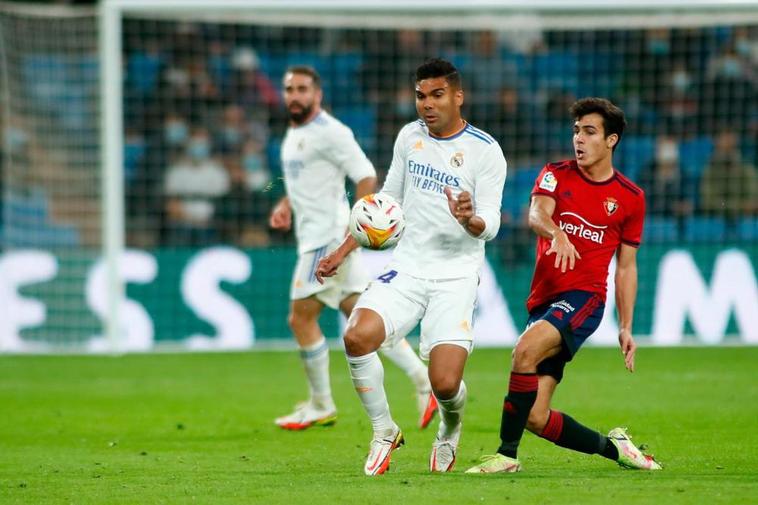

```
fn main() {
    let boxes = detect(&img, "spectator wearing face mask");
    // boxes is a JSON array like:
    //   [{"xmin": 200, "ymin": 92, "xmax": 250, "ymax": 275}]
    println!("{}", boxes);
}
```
[
  {"xmin": 637, "ymin": 135, "xmax": 695, "ymax": 221},
  {"xmin": 700, "ymin": 130, "xmax": 758, "ymax": 220},
  {"xmin": 163, "ymin": 126, "xmax": 230, "ymax": 246}
]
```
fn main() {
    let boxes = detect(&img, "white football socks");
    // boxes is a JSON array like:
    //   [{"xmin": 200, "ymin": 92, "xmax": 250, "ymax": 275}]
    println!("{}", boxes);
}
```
[
  {"xmin": 380, "ymin": 338, "xmax": 430, "ymax": 393},
  {"xmin": 436, "ymin": 380, "xmax": 467, "ymax": 440},
  {"xmin": 299, "ymin": 337, "xmax": 334, "ymax": 411},
  {"xmin": 346, "ymin": 352, "xmax": 395, "ymax": 436}
]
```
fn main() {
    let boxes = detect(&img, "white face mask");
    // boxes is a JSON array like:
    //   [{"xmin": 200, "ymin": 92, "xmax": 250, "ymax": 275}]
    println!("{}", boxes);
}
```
[
  {"xmin": 657, "ymin": 141, "xmax": 679, "ymax": 164},
  {"xmin": 672, "ymin": 71, "xmax": 691, "ymax": 92}
]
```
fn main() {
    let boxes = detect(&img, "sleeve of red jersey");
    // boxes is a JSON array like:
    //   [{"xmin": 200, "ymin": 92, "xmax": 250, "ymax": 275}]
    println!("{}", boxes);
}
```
[
  {"xmin": 621, "ymin": 191, "xmax": 646, "ymax": 248},
  {"xmin": 531, "ymin": 163, "xmax": 559, "ymax": 200}
]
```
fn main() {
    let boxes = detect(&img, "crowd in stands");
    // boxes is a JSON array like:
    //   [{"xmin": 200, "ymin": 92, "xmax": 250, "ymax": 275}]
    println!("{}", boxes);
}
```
[{"xmin": 2, "ymin": 22, "xmax": 756, "ymax": 257}]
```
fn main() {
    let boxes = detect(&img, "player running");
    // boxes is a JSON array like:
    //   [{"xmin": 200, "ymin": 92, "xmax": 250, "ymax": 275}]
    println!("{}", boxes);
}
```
[
  {"xmin": 317, "ymin": 58, "xmax": 507, "ymax": 475},
  {"xmin": 466, "ymin": 97, "xmax": 661, "ymax": 474},
  {"xmin": 270, "ymin": 66, "xmax": 437, "ymax": 432}
]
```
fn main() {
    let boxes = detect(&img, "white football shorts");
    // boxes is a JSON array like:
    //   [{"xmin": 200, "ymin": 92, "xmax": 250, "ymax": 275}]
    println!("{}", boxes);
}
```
[
  {"xmin": 354, "ymin": 269, "xmax": 478, "ymax": 360},
  {"xmin": 290, "ymin": 240, "xmax": 369, "ymax": 309}
]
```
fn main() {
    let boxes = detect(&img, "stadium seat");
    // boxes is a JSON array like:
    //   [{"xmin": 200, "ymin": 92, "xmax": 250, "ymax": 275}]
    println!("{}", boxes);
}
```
[
  {"xmin": 333, "ymin": 105, "xmax": 377, "ymax": 151},
  {"xmin": 736, "ymin": 217, "xmax": 758, "ymax": 242},
  {"xmin": 578, "ymin": 51, "xmax": 624, "ymax": 97},
  {"xmin": 683, "ymin": 216, "xmax": 727, "ymax": 243},
  {"xmin": 531, "ymin": 52, "xmax": 579, "ymax": 94},
  {"xmin": 7, "ymin": 189, "xmax": 49, "ymax": 227},
  {"xmin": 126, "ymin": 52, "xmax": 162, "ymax": 94},
  {"xmin": 614, "ymin": 135, "xmax": 655, "ymax": 182},
  {"xmin": 643, "ymin": 216, "xmax": 679, "ymax": 244},
  {"xmin": 679, "ymin": 136, "xmax": 714, "ymax": 178}
]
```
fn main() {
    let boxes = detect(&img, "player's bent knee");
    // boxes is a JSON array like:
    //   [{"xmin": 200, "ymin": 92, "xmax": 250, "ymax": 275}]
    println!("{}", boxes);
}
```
[
  {"xmin": 430, "ymin": 375, "xmax": 461, "ymax": 400},
  {"xmin": 343, "ymin": 325, "xmax": 379, "ymax": 357},
  {"xmin": 512, "ymin": 342, "xmax": 539, "ymax": 372}
]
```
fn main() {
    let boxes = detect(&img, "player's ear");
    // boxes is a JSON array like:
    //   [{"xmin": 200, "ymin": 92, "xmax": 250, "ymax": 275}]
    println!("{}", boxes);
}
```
[
  {"xmin": 607, "ymin": 133, "xmax": 618, "ymax": 150},
  {"xmin": 455, "ymin": 89, "xmax": 464, "ymax": 107}
]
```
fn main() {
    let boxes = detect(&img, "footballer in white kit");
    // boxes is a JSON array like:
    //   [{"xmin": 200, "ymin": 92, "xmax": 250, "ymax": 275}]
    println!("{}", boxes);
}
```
[
  {"xmin": 281, "ymin": 108, "xmax": 374, "ymax": 307},
  {"xmin": 316, "ymin": 58, "xmax": 507, "ymax": 475},
  {"xmin": 269, "ymin": 65, "xmax": 437, "ymax": 432},
  {"xmin": 356, "ymin": 118, "xmax": 506, "ymax": 359}
]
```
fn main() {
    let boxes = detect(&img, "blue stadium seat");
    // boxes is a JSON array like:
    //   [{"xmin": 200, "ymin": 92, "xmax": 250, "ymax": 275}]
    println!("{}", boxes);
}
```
[
  {"xmin": 531, "ymin": 52, "xmax": 579, "ymax": 94},
  {"xmin": 2, "ymin": 224, "xmax": 80, "ymax": 248},
  {"xmin": 643, "ymin": 216, "xmax": 679, "ymax": 244},
  {"xmin": 683, "ymin": 216, "xmax": 727, "ymax": 243},
  {"xmin": 7, "ymin": 190, "xmax": 49, "ymax": 227},
  {"xmin": 126, "ymin": 52, "xmax": 162, "ymax": 94},
  {"xmin": 736, "ymin": 217, "xmax": 758, "ymax": 242},
  {"xmin": 333, "ymin": 105, "xmax": 376, "ymax": 151},
  {"xmin": 3, "ymin": 189, "xmax": 81, "ymax": 248},
  {"xmin": 679, "ymin": 136, "xmax": 714, "ymax": 178},
  {"xmin": 614, "ymin": 135, "xmax": 655, "ymax": 182},
  {"xmin": 578, "ymin": 51, "xmax": 624, "ymax": 97},
  {"xmin": 23, "ymin": 55, "xmax": 67, "ymax": 109}
]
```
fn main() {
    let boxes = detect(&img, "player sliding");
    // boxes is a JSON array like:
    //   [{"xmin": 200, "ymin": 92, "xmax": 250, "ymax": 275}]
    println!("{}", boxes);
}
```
[
  {"xmin": 316, "ymin": 58, "xmax": 507, "ymax": 475},
  {"xmin": 467, "ymin": 98, "xmax": 662, "ymax": 474}
]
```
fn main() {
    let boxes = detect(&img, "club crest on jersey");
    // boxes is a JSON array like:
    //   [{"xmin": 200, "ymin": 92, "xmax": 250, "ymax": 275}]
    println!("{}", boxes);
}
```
[
  {"xmin": 603, "ymin": 197, "xmax": 619, "ymax": 216},
  {"xmin": 539, "ymin": 171, "xmax": 557, "ymax": 192},
  {"xmin": 450, "ymin": 151, "xmax": 464, "ymax": 168}
]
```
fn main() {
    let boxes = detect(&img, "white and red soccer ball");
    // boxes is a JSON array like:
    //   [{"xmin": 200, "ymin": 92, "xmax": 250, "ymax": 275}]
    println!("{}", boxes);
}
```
[{"xmin": 348, "ymin": 193, "xmax": 405, "ymax": 250}]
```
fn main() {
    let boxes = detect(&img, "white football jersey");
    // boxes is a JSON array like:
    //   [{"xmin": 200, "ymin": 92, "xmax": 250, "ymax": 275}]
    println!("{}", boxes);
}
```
[
  {"xmin": 381, "ymin": 120, "xmax": 507, "ymax": 279},
  {"xmin": 281, "ymin": 110, "xmax": 376, "ymax": 253}
]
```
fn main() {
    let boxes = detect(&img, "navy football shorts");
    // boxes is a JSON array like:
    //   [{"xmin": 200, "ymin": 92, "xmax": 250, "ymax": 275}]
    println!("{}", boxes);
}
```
[{"xmin": 526, "ymin": 290, "xmax": 605, "ymax": 382}]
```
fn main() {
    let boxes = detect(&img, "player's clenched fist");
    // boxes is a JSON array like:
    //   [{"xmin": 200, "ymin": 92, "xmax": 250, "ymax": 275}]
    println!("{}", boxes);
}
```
[{"xmin": 444, "ymin": 187, "xmax": 473, "ymax": 226}]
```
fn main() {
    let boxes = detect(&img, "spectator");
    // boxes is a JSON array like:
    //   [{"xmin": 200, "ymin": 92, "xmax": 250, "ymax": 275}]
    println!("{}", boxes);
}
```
[
  {"xmin": 637, "ymin": 135, "xmax": 695, "ymax": 220},
  {"xmin": 163, "ymin": 126, "xmax": 230, "ymax": 246},
  {"xmin": 216, "ymin": 156, "xmax": 271, "ymax": 247},
  {"xmin": 700, "ymin": 131, "xmax": 758, "ymax": 219}
]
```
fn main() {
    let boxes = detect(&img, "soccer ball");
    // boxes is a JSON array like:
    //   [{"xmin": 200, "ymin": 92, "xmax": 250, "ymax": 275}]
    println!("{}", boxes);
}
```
[{"xmin": 348, "ymin": 193, "xmax": 405, "ymax": 250}]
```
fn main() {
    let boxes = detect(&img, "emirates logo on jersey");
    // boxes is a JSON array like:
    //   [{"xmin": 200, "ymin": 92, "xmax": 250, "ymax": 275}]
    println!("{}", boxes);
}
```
[{"xmin": 603, "ymin": 197, "xmax": 619, "ymax": 216}]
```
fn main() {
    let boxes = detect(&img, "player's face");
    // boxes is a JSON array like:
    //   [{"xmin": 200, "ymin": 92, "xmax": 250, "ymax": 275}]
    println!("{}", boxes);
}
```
[
  {"xmin": 415, "ymin": 77, "xmax": 464, "ymax": 137},
  {"xmin": 283, "ymin": 72, "xmax": 322, "ymax": 125},
  {"xmin": 573, "ymin": 113, "xmax": 617, "ymax": 169}
]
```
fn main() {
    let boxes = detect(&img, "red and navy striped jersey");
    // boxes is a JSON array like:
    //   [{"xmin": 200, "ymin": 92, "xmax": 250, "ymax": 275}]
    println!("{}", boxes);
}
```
[{"xmin": 527, "ymin": 159, "xmax": 645, "ymax": 312}]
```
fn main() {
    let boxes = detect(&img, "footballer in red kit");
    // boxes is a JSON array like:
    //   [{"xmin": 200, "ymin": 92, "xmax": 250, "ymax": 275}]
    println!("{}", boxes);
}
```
[
  {"xmin": 527, "ymin": 158, "xmax": 645, "ymax": 312},
  {"xmin": 467, "ymin": 98, "xmax": 661, "ymax": 475}
]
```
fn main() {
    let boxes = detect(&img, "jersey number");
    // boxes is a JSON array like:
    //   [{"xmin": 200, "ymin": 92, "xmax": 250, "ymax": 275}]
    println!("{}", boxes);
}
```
[{"xmin": 377, "ymin": 270, "xmax": 398, "ymax": 284}]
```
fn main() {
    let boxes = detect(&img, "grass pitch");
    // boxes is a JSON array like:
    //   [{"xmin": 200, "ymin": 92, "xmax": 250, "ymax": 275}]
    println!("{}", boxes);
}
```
[{"xmin": 1, "ymin": 347, "xmax": 756, "ymax": 504}]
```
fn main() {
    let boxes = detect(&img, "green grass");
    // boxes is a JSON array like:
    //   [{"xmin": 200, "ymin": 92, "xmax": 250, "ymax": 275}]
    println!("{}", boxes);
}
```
[{"xmin": 1, "ymin": 347, "xmax": 756, "ymax": 504}]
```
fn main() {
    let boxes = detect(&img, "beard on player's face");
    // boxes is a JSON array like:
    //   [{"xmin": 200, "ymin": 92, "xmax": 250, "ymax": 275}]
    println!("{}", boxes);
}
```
[{"xmin": 287, "ymin": 101, "xmax": 313, "ymax": 125}]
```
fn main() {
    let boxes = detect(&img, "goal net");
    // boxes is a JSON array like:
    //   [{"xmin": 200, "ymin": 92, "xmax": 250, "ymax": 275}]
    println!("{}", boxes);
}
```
[{"xmin": 1, "ymin": 0, "xmax": 757, "ymax": 351}]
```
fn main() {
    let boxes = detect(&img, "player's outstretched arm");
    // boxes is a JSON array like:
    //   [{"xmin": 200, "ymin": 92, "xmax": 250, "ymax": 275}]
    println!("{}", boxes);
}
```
[
  {"xmin": 615, "ymin": 244, "xmax": 639, "ymax": 372},
  {"xmin": 269, "ymin": 196, "xmax": 292, "ymax": 231},
  {"xmin": 315, "ymin": 234, "xmax": 361, "ymax": 284},
  {"xmin": 529, "ymin": 195, "xmax": 581, "ymax": 273},
  {"xmin": 444, "ymin": 187, "xmax": 486, "ymax": 237}
]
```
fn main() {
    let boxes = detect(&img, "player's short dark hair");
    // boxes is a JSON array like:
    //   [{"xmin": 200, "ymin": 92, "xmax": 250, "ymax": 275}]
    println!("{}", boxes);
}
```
[
  {"xmin": 285, "ymin": 65, "xmax": 321, "ymax": 89},
  {"xmin": 415, "ymin": 58, "xmax": 461, "ymax": 89},
  {"xmin": 570, "ymin": 97, "xmax": 626, "ymax": 148}
]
